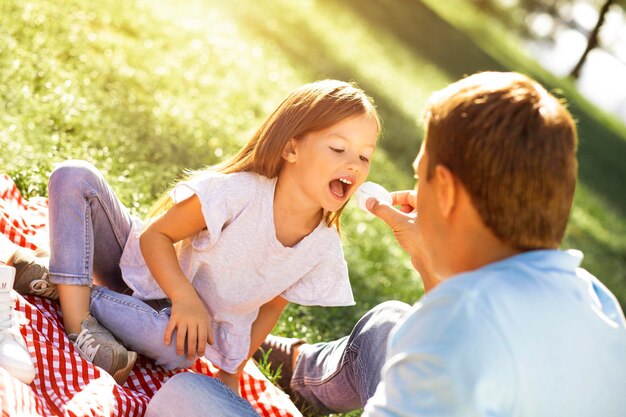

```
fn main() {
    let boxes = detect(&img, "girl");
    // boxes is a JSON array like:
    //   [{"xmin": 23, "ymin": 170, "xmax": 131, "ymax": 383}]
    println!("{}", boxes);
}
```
[{"xmin": 47, "ymin": 80, "xmax": 380, "ymax": 392}]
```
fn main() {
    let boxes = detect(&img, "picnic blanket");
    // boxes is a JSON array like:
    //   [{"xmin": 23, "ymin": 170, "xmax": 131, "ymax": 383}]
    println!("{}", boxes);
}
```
[{"xmin": 0, "ymin": 174, "xmax": 301, "ymax": 417}]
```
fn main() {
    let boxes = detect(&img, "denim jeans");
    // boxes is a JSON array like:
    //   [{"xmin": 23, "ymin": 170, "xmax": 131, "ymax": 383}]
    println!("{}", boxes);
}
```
[
  {"xmin": 147, "ymin": 301, "xmax": 411, "ymax": 416},
  {"xmin": 90, "ymin": 286, "xmax": 194, "ymax": 370},
  {"xmin": 48, "ymin": 160, "xmax": 192, "ymax": 368},
  {"xmin": 291, "ymin": 300, "xmax": 410, "ymax": 414},
  {"xmin": 146, "ymin": 372, "xmax": 260, "ymax": 417},
  {"xmin": 48, "ymin": 160, "xmax": 132, "ymax": 293}
]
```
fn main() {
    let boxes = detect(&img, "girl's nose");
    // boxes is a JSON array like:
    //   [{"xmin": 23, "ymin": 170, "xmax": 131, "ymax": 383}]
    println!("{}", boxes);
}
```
[
  {"xmin": 346, "ymin": 157, "xmax": 360, "ymax": 173},
  {"xmin": 347, "ymin": 155, "xmax": 361, "ymax": 173}
]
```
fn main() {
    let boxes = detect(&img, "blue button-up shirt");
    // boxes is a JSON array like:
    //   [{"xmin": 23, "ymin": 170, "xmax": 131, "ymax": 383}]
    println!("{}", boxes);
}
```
[{"xmin": 365, "ymin": 250, "xmax": 626, "ymax": 417}]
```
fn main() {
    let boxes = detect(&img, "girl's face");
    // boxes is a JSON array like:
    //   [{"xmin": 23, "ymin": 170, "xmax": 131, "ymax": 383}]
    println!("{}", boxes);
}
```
[{"xmin": 282, "ymin": 113, "xmax": 379, "ymax": 212}]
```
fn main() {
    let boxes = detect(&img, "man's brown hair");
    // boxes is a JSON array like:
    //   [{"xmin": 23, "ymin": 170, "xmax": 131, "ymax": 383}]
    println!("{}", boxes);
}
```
[{"xmin": 423, "ymin": 72, "xmax": 578, "ymax": 250}]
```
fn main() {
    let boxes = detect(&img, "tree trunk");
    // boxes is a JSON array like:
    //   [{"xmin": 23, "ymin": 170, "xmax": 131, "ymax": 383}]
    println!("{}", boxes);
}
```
[{"xmin": 570, "ymin": 0, "xmax": 616, "ymax": 79}]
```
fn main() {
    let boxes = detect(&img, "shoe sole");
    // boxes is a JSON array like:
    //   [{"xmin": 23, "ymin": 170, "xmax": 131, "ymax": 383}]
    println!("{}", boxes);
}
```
[{"xmin": 113, "ymin": 351, "xmax": 137, "ymax": 385}]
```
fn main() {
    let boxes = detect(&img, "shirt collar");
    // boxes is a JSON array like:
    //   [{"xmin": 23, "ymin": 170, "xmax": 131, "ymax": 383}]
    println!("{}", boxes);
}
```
[{"xmin": 478, "ymin": 248, "xmax": 584, "ymax": 275}]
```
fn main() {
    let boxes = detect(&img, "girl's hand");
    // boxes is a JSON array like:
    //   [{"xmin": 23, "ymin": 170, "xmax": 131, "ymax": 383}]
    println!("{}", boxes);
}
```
[
  {"xmin": 216, "ymin": 369, "xmax": 241, "ymax": 396},
  {"xmin": 140, "ymin": 194, "xmax": 213, "ymax": 358},
  {"xmin": 164, "ymin": 288, "xmax": 214, "ymax": 359}
]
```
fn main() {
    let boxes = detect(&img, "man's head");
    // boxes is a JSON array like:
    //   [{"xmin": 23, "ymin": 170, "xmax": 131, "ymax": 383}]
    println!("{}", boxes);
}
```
[{"xmin": 420, "ymin": 71, "xmax": 578, "ymax": 251}]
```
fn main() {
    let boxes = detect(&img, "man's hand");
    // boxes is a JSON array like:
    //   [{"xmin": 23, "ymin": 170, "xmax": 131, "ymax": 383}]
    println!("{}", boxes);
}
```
[
  {"xmin": 366, "ymin": 191, "xmax": 438, "ymax": 291},
  {"xmin": 366, "ymin": 190, "xmax": 420, "ymax": 255},
  {"xmin": 164, "ymin": 289, "xmax": 214, "ymax": 359}
]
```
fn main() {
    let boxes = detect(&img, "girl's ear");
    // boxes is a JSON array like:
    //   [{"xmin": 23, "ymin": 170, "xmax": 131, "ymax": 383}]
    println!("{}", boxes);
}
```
[{"xmin": 282, "ymin": 138, "xmax": 297, "ymax": 163}]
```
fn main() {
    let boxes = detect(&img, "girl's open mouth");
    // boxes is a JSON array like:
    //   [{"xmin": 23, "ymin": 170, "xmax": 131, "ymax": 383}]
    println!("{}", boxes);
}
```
[{"xmin": 329, "ymin": 177, "xmax": 353, "ymax": 199}]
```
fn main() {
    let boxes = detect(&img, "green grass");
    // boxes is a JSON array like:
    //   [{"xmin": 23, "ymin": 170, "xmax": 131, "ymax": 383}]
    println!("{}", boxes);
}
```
[{"xmin": 2, "ymin": 0, "xmax": 626, "ymax": 415}]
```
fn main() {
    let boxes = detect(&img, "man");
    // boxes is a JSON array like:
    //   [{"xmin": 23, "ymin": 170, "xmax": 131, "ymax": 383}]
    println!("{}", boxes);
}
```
[{"xmin": 146, "ymin": 72, "xmax": 626, "ymax": 417}]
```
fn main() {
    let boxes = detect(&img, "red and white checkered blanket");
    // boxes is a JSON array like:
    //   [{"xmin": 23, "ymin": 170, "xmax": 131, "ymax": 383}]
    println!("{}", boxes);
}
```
[{"xmin": 0, "ymin": 174, "xmax": 301, "ymax": 417}]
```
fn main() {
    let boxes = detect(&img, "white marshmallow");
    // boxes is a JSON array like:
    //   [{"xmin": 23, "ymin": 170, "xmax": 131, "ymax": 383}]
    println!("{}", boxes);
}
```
[{"xmin": 356, "ymin": 181, "xmax": 392, "ymax": 212}]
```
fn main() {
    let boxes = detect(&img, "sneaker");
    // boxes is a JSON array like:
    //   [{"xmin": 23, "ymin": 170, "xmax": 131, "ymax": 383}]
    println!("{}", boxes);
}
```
[
  {"xmin": 11, "ymin": 247, "xmax": 58, "ymax": 300},
  {"xmin": 69, "ymin": 314, "xmax": 137, "ymax": 385},
  {"xmin": 252, "ymin": 334, "xmax": 305, "ymax": 397},
  {"xmin": 0, "ymin": 265, "xmax": 36, "ymax": 384}
]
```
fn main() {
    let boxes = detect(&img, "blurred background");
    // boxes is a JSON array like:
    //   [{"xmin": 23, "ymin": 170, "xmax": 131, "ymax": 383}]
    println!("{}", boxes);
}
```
[
  {"xmin": 481, "ymin": 0, "xmax": 626, "ymax": 123},
  {"xmin": 1, "ymin": 1, "xmax": 625, "ymax": 414}
]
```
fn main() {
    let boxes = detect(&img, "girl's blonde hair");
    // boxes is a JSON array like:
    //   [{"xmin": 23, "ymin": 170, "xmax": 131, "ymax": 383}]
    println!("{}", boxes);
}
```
[{"xmin": 148, "ymin": 79, "xmax": 380, "ymax": 232}]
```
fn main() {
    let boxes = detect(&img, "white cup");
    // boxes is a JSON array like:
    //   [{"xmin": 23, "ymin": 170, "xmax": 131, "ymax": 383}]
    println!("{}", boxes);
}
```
[{"xmin": 356, "ymin": 181, "xmax": 392, "ymax": 212}]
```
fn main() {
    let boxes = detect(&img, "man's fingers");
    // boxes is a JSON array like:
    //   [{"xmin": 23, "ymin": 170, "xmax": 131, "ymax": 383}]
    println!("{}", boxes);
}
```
[
  {"xmin": 390, "ymin": 190, "xmax": 416, "ymax": 208},
  {"xmin": 367, "ymin": 197, "xmax": 412, "ymax": 229}
]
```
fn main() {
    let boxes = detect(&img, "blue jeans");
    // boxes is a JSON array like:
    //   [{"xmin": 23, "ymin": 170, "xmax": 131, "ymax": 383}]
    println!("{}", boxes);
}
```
[
  {"xmin": 146, "ymin": 373, "xmax": 259, "ymax": 417},
  {"xmin": 48, "ymin": 160, "xmax": 193, "ymax": 369},
  {"xmin": 48, "ymin": 160, "xmax": 132, "ymax": 293},
  {"xmin": 147, "ymin": 301, "xmax": 411, "ymax": 416},
  {"xmin": 90, "ymin": 286, "xmax": 194, "ymax": 370}
]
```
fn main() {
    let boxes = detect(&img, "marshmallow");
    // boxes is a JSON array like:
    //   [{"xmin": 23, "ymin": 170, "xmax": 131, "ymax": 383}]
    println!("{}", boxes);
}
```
[{"xmin": 356, "ymin": 181, "xmax": 392, "ymax": 212}]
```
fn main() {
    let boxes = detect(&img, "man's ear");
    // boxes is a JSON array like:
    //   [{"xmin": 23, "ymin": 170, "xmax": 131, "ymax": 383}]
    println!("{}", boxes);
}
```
[
  {"xmin": 282, "ymin": 138, "xmax": 297, "ymax": 163},
  {"xmin": 434, "ymin": 164, "xmax": 456, "ymax": 218}
]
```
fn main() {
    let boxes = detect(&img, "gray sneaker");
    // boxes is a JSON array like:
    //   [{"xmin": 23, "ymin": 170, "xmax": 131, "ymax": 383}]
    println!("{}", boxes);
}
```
[
  {"xmin": 11, "ymin": 247, "xmax": 58, "ymax": 300},
  {"xmin": 69, "ymin": 315, "xmax": 137, "ymax": 385}
]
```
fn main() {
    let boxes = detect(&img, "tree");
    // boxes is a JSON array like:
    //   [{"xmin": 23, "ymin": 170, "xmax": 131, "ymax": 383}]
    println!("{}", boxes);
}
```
[{"xmin": 570, "ymin": 0, "xmax": 617, "ymax": 78}]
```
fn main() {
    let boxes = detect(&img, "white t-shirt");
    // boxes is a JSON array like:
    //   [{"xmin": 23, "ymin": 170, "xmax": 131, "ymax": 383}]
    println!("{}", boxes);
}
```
[{"xmin": 119, "ymin": 171, "xmax": 354, "ymax": 372}]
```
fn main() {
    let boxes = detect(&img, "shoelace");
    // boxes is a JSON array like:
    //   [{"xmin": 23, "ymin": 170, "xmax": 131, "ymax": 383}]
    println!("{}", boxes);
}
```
[
  {"xmin": 73, "ymin": 329, "xmax": 100, "ymax": 362},
  {"xmin": 29, "ymin": 273, "xmax": 58, "ymax": 299}
]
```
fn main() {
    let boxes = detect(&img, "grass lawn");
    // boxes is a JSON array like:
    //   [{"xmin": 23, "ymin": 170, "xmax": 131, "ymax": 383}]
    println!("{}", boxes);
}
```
[{"xmin": 2, "ymin": 0, "xmax": 625, "ymax": 415}]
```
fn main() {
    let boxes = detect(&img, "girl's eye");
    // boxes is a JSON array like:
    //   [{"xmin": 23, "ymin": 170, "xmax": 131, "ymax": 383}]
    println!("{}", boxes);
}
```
[
  {"xmin": 330, "ymin": 147, "xmax": 344, "ymax": 153},
  {"xmin": 360, "ymin": 155, "xmax": 370, "ymax": 163}
]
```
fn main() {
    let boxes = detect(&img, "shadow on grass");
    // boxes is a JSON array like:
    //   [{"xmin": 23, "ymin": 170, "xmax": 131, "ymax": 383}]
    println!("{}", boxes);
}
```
[
  {"xmin": 340, "ymin": 0, "xmax": 626, "ymax": 217},
  {"xmin": 564, "ymin": 106, "xmax": 626, "ymax": 217},
  {"xmin": 338, "ymin": 0, "xmax": 507, "ymax": 79},
  {"xmin": 223, "ymin": 0, "xmax": 626, "ymax": 217},
  {"xmin": 217, "ymin": 1, "xmax": 423, "ymax": 172}
]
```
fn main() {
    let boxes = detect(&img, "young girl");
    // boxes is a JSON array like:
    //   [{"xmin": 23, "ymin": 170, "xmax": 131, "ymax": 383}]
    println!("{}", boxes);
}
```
[{"xmin": 47, "ymin": 79, "xmax": 380, "ymax": 392}]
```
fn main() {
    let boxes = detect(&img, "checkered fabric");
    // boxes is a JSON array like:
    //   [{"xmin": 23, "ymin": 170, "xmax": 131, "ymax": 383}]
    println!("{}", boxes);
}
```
[
  {"xmin": 0, "ymin": 174, "xmax": 49, "ymax": 251},
  {"xmin": 0, "ymin": 174, "xmax": 301, "ymax": 417}
]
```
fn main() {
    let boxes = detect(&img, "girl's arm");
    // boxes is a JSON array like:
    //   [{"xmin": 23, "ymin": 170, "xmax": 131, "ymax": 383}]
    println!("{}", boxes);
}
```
[{"xmin": 139, "ymin": 194, "xmax": 212, "ymax": 359}]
